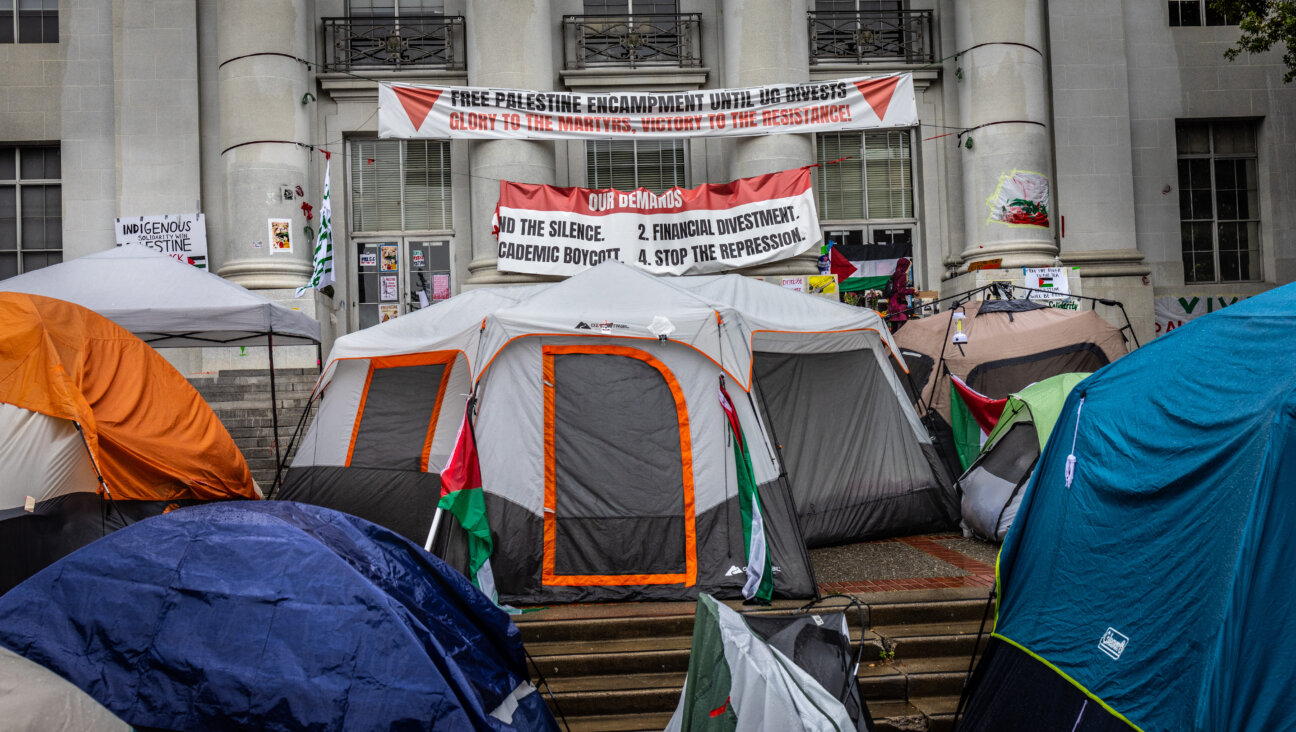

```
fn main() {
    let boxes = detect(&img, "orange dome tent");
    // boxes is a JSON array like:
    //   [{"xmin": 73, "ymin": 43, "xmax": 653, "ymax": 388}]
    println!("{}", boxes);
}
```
[{"xmin": 0, "ymin": 293, "xmax": 258, "ymax": 592}]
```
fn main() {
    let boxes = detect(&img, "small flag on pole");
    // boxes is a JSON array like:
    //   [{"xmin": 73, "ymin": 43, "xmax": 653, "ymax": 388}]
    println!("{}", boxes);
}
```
[
  {"xmin": 718, "ymin": 378, "xmax": 773, "ymax": 603},
  {"xmin": 296, "ymin": 155, "xmax": 335, "ymax": 297},
  {"xmin": 438, "ymin": 401, "xmax": 500, "ymax": 601},
  {"xmin": 950, "ymin": 375, "xmax": 1008, "ymax": 470}
]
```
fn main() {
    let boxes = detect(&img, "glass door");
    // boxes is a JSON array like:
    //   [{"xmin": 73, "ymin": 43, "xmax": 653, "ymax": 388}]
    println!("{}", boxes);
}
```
[{"xmin": 354, "ymin": 238, "xmax": 452, "ymax": 329}]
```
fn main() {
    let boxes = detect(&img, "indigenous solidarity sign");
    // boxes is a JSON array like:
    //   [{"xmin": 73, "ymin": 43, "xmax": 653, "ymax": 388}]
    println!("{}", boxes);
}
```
[
  {"xmin": 115, "ymin": 213, "xmax": 208, "ymax": 269},
  {"xmin": 492, "ymin": 167, "xmax": 820, "ymax": 276},
  {"xmin": 379, "ymin": 74, "xmax": 916, "ymax": 140}
]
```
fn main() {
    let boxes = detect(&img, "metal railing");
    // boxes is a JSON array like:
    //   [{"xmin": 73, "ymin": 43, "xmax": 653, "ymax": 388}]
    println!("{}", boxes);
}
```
[
  {"xmin": 563, "ymin": 13, "xmax": 702, "ymax": 69},
  {"xmin": 808, "ymin": 9, "xmax": 933, "ymax": 65},
  {"xmin": 322, "ymin": 15, "xmax": 465, "ymax": 71}
]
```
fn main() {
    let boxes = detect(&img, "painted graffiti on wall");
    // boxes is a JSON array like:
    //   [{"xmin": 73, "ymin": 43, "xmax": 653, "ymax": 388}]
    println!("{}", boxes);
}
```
[{"xmin": 987, "ymin": 170, "xmax": 1050, "ymax": 228}]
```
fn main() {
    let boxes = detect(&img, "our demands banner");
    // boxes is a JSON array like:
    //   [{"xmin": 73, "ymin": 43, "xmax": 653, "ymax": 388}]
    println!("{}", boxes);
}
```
[
  {"xmin": 492, "ymin": 167, "xmax": 820, "ymax": 276},
  {"xmin": 380, "ymin": 74, "xmax": 915, "ymax": 140}
]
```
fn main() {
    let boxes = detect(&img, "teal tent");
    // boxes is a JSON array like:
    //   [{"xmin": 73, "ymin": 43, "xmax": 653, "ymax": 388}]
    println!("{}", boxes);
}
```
[
  {"xmin": 957, "ymin": 372, "xmax": 1089, "ymax": 542},
  {"xmin": 960, "ymin": 282, "xmax": 1296, "ymax": 731}
]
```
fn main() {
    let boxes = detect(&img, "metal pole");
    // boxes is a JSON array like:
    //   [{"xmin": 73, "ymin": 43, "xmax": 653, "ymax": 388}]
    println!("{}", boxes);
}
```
[
  {"xmin": 268, "ymin": 333, "xmax": 282, "ymax": 472},
  {"xmin": 424, "ymin": 507, "xmax": 444, "ymax": 553}
]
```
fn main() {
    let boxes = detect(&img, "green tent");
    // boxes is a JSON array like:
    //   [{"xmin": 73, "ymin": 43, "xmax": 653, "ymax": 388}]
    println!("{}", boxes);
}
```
[{"xmin": 957, "ymin": 373, "xmax": 1089, "ymax": 542}]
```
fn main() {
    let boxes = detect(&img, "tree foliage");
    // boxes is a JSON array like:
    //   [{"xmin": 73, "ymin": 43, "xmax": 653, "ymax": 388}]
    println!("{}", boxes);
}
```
[{"xmin": 1210, "ymin": 0, "xmax": 1296, "ymax": 82}]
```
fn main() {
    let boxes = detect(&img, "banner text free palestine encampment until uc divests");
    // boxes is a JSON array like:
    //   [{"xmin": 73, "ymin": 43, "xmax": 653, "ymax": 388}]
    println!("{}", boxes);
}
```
[{"xmin": 379, "ymin": 73, "xmax": 916, "ymax": 140}]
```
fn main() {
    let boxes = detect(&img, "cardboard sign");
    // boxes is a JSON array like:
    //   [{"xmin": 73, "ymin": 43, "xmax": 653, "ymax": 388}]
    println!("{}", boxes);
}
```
[{"xmin": 116, "ymin": 213, "xmax": 208, "ymax": 269}]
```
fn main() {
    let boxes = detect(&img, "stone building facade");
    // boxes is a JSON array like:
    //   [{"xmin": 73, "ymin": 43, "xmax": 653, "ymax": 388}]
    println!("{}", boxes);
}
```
[{"xmin": 2, "ymin": 0, "xmax": 1293, "ymax": 359}]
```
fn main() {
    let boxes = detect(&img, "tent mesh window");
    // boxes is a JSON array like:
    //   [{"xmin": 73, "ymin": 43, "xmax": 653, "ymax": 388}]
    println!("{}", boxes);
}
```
[
  {"xmin": 349, "ymin": 362, "xmax": 448, "ymax": 470},
  {"xmin": 965, "ymin": 344, "xmax": 1109, "ymax": 399},
  {"xmin": 548, "ymin": 351, "xmax": 688, "ymax": 580}
]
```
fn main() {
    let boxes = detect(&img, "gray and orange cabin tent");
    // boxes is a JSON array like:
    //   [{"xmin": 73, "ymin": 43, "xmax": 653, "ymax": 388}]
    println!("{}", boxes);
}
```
[
  {"xmin": 282, "ymin": 261, "xmax": 953, "ymax": 605},
  {"xmin": 0, "ymin": 293, "xmax": 259, "ymax": 593}
]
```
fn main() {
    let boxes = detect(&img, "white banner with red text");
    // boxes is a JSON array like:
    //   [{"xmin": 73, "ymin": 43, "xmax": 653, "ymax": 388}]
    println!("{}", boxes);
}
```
[
  {"xmin": 492, "ymin": 167, "xmax": 821, "ymax": 276},
  {"xmin": 379, "ymin": 74, "xmax": 916, "ymax": 140}
]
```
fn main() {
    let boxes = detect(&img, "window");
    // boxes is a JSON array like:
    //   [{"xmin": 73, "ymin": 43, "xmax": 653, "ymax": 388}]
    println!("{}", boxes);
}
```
[
  {"xmin": 348, "ymin": 0, "xmax": 443, "ymax": 17},
  {"xmin": 583, "ymin": 0, "xmax": 678, "ymax": 13},
  {"xmin": 349, "ymin": 139, "xmax": 452, "ymax": 232},
  {"xmin": 1168, "ymin": 1, "xmax": 1236, "ymax": 26},
  {"xmin": 0, "ymin": 0, "xmax": 57, "ymax": 43},
  {"xmin": 1176, "ymin": 120, "xmax": 1260, "ymax": 283},
  {"xmin": 816, "ymin": 130, "xmax": 913, "ymax": 220},
  {"xmin": 339, "ymin": 0, "xmax": 452, "ymax": 69},
  {"xmin": 586, "ymin": 140, "xmax": 686, "ymax": 192},
  {"xmin": 0, "ymin": 145, "xmax": 61, "ymax": 281}
]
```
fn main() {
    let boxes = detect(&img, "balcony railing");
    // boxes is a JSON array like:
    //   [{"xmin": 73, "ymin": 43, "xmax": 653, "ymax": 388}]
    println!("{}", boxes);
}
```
[
  {"xmin": 563, "ymin": 13, "xmax": 702, "ymax": 70},
  {"xmin": 322, "ymin": 15, "xmax": 465, "ymax": 71},
  {"xmin": 808, "ymin": 9, "xmax": 933, "ymax": 65}
]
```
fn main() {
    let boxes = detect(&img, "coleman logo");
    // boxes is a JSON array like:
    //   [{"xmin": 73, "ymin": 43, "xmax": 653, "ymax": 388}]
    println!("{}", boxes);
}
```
[{"xmin": 1098, "ymin": 627, "xmax": 1129, "ymax": 660}]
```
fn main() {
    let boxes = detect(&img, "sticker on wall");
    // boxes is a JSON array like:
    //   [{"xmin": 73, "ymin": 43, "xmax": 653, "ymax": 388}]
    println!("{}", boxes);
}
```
[
  {"xmin": 987, "ymin": 170, "xmax": 1050, "ymax": 228},
  {"xmin": 380, "ymin": 244, "xmax": 399, "ymax": 271},
  {"xmin": 268, "ymin": 218, "xmax": 294, "ymax": 254},
  {"xmin": 380, "ymin": 275, "xmax": 399, "ymax": 302}
]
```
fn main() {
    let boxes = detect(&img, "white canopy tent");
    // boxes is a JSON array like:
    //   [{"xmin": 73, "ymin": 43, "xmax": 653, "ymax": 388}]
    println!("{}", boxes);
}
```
[{"xmin": 0, "ymin": 245, "xmax": 323, "ymax": 468}]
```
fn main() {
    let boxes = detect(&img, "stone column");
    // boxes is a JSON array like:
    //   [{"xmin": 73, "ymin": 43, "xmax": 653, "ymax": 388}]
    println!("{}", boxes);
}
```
[
  {"xmin": 721, "ymin": 0, "xmax": 815, "ymax": 274},
  {"xmin": 953, "ymin": 0, "xmax": 1057, "ymax": 269},
  {"xmin": 214, "ymin": 0, "xmax": 314, "ymax": 289},
  {"xmin": 464, "ymin": 0, "xmax": 557, "ymax": 286}
]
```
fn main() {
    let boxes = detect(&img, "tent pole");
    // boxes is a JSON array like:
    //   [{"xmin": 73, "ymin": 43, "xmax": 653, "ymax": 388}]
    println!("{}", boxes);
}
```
[
  {"xmin": 424, "ymin": 507, "xmax": 444, "ymax": 553},
  {"xmin": 268, "ymin": 333, "xmax": 282, "ymax": 474}
]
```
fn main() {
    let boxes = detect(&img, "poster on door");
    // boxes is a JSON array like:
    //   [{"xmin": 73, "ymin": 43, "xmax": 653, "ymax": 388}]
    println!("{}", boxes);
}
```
[
  {"xmin": 380, "ymin": 275, "xmax": 398, "ymax": 301},
  {"xmin": 380, "ymin": 245, "xmax": 399, "ymax": 271}
]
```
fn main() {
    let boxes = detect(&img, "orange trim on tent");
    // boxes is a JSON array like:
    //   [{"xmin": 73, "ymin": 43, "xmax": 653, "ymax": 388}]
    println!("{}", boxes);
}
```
[
  {"xmin": 479, "ymin": 332, "xmax": 749, "ymax": 393},
  {"xmin": 541, "ymin": 344, "xmax": 697, "ymax": 588},
  {"xmin": 344, "ymin": 351, "xmax": 460, "ymax": 471}
]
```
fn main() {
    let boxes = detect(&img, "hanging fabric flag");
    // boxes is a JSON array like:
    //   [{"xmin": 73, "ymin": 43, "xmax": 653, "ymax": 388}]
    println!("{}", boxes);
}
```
[
  {"xmin": 718, "ymin": 378, "xmax": 773, "ymax": 603},
  {"xmin": 438, "ymin": 401, "xmax": 500, "ymax": 601},
  {"xmin": 829, "ymin": 241, "xmax": 912, "ymax": 293},
  {"xmin": 295, "ymin": 154, "xmax": 335, "ymax": 297},
  {"xmin": 950, "ymin": 374, "xmax": 1009, "ymax": 470}
]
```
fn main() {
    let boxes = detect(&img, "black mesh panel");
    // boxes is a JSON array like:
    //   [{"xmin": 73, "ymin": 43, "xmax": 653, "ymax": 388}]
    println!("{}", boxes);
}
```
[
  {"xmin": 552, "ymin": 353, "xmax": 685, "ymax": 577},
  {"xmin": 350, "ymin": 363, "xmax": 446, "ymax": 470}
]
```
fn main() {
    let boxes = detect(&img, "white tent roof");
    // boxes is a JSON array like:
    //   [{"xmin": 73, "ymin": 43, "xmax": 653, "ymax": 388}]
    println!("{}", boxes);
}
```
[
  {"xmin": 0, "ymin": 246, "xmax": 321, "ymax": 347},
  {"xmin": 321, "ymin": 260, "xmax": 910, "ymax": 393}
]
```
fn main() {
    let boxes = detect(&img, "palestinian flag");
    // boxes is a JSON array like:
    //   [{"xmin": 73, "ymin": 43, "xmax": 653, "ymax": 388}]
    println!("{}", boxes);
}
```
[
  {"xmin": 718, "ymin": 381, "xmax": 773, "ymax": 604},
  {"xmin": 438, "ymin": 402, "xmax": 499, "ymax": 601},
  {"xmin": 665, "ymin": 594, "xmax": 857, "ymax": 731},
  {"xmin": 829, "ymin": 242, "xmax": 912, "ymax": 292},
  {"xmin": 950, "ymin": 375, "xmax": 1008, "ymax": 471}
]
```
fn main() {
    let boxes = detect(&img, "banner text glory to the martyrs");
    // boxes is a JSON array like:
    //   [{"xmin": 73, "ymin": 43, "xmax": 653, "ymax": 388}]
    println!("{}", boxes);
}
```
[{"xmin": 380, "ymin": 74, "xmax": 916, "ymax": 140}]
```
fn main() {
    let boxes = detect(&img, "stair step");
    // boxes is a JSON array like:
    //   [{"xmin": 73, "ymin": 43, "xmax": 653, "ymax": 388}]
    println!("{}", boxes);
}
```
[{"xmin": 553, "ymin": 711, "xmax": 675, "ymax": 732}]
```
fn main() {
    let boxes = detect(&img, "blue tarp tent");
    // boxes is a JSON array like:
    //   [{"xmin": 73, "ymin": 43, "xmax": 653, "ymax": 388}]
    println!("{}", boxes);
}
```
[
  {"xmin": 0, "ymin": 501, "xmax": 556, "ymax": 732},
  {"xmin": 960, "ymin": 282, "xmax": 1296, "ymax": 732}
]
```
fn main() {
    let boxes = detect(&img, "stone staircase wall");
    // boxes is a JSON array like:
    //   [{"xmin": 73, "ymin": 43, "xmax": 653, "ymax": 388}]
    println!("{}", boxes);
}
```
[
  {"xmin": 517, "ymin": 588, "xmax": 994, "ymax": 732},
  {"xmin": 188, "ymin": 368, "xmax": 320, "ymax": 491}
]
